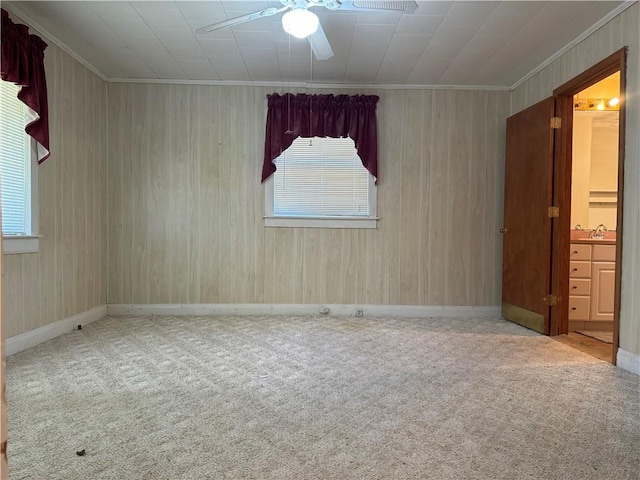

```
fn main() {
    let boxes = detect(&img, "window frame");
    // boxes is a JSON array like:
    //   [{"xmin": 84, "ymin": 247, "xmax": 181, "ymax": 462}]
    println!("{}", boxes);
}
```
[
  {"xmin": 264, "ymin": 137, "xmax": 377, "ymax": 229},
  {"xmin": 1, "ymin": 89, "xmax": 40, "ymax": 255}
]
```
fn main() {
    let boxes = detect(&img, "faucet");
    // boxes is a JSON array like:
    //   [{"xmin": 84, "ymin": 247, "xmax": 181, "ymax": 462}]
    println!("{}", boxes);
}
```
[{"xmin": 590, "ymin": 224, "xmax": 607, "ymax": 238}]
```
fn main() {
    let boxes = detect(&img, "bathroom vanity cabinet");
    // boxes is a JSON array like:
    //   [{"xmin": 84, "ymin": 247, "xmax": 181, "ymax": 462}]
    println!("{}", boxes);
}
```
[{"xmin": 569, "ymin": 241, "xmax": 616, "ymax": 327}]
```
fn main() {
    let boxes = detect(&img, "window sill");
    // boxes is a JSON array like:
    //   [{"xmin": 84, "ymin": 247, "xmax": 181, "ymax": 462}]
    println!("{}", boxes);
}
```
[
  {"xmin": 264, "ymin": 216, "xmax": 377, "ymax": 229},
  {"xmin": 2, "ymin": 236, "xmax": 40, "ymax": 254}
]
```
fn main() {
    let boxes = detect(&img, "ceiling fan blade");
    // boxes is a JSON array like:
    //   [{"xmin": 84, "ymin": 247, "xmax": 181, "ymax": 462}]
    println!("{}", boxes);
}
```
[
  {"xmin": 329, "ymin": 1, "xmax": 418, "ymax": 14},
  {"xmin": 196, "ymin": 6, "xmax": 289, "ymax": 34},
  {"xmin": 307, "ymin": 23, "xmax": 334, "ymax": 60}
]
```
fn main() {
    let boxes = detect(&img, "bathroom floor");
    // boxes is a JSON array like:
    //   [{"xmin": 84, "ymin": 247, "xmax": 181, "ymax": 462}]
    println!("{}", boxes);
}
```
[{"xmin": 554, "ymin": 332, "xmax": 613, "ymax": 362}]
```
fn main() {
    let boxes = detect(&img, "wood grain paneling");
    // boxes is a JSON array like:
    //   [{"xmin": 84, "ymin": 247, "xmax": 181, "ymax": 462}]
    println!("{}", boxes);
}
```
[
  {"xmin": 2, "ymin": 43, "xmax": 107, "ymax": 338},
  {"xmin": 511, "ymin": 4, "xmax": 640, "ymax": 355},
  {"xmin": 107, "ymin": 85, "xmax": 509, "ymax": 308},
  {"xmin": 0, "ymin": 213, "xmax": 6, "ymax": 479}
]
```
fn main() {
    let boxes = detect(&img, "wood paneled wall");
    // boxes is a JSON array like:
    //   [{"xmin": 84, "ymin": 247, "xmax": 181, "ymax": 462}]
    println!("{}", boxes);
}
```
[
  {"xmin": 512, "ymin": 4, "xmax": 640, "ymax": 355},
  {"xmin": 2, "ymin": 43, "xmax": 108, "ymax": 338},
  {"xmin": 107, "ymin": 85, "xmax": 509, "ymax": 307},
  {"xmin": 0, "ymin": 223, "xmax": 5, "ymax": 478}
]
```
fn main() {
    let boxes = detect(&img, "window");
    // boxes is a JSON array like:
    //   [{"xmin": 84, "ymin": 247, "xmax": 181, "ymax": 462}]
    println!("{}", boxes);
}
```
[
  {"xmin": 0, "ymin": 80, "xmax": 39, "ymax": 254},
  {"xmin": 265, "ymin": 136, "xmax": 377, "ymax": 228}
]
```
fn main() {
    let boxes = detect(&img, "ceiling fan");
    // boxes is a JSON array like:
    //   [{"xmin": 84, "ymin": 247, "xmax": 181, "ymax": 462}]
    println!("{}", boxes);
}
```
[{"xmin": 196, "ymin": 1, "xmax": 419, "ymax": 61}]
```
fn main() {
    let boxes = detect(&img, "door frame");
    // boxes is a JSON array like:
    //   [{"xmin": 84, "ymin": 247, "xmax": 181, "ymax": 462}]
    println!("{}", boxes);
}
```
[{"xmin": 550, "ymin": 48, "xmax": 626, "ymax": 364}]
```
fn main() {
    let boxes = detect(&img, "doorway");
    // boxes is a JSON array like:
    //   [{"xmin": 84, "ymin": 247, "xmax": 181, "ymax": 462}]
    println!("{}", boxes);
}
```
[
  {"xmin": 561, "ymin": 73, "xmax": 619, "ymax": 360},
  {"xmin": 551, "ymin": 49, "xmax": 626, "ymax": 364},
  {"xmin": 500, "ymin": 49, "xmax": 626, "ymax": 365}
]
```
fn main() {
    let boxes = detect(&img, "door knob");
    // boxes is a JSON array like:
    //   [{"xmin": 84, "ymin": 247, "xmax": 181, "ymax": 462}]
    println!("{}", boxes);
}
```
[{"xmin": 500, "ymin": 227, "xmax": 508, "ymax": 234}]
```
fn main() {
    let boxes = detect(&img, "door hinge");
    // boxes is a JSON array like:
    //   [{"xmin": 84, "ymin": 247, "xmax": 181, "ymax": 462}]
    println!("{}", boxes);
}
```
[
  {"xmin": 550, "ymin": 117, "xmax": 562, "ymax": 129},
  {"xmin": 543, "ymin": 294, "xmax": 558, "ymax": 306},
  {"xmin": 548, "ymin": 206, "xmax": 560, "ymax": 218}
]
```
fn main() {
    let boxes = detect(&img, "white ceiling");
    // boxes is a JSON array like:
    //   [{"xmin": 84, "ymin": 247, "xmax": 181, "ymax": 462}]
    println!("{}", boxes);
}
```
[{"xmin": 3, "ymin": 1, "xmax": 631, "ymax": 87}]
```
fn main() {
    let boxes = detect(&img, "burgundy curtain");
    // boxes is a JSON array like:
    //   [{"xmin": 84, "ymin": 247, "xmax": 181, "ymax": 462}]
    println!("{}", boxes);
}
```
[
  {"xmin": 1, "ymin": 8, "xmax": 50, "ymax": 163},
  {"xmin": 262, "ymin": 93, "xmax": 379, "ymax": 183}
]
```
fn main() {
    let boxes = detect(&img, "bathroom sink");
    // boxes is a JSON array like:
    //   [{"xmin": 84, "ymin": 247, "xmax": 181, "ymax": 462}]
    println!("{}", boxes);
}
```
[{"xmin": 571, "ymin": 229, "xmax": 616, "ymax": 241}]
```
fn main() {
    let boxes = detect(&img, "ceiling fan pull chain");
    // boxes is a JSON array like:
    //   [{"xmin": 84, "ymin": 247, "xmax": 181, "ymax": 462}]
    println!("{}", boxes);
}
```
[{"xmin": 286, "ymin": 34, "xmax": 293, "ymax": 135}]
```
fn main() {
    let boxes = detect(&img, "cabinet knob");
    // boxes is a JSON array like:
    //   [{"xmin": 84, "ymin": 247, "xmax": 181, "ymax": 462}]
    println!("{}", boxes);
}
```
[
  {"xmin": 571, "ymin": 285, "xmax": 577, "ymax": 289},
  {"xmin": 571, "ymin": 307, "xmax": 577, "ymax": 310},
  {"xmin": 572, "ymin": 268, "xmax": 578, "ymax": 272},
  {"xmin": 572, "ymin": 250, "xmax": 578, "ymax": 254}
]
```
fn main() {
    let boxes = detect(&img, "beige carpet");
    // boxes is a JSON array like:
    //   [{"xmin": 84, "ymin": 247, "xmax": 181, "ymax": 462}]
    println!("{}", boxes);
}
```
[
  {"xmin": 576, "ymin": 330, "xmax": 614, "ymax": 344},
  {"xmin": 6, "ymin": 315, "xmax": 640, "ymax": 480}
]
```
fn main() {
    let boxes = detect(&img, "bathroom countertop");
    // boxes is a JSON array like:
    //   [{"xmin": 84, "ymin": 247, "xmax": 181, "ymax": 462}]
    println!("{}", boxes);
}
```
[
  {"xmin": 570, "ymin": 230, "xmax": 616, "ymax": 245},
  {"xmin": 570, "ymin": 238, "xmax": 616, "ymax": 245}
]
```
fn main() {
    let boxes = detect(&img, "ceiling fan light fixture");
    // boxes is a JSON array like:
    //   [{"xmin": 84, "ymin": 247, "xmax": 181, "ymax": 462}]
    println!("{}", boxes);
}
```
[{"xmin": 282, "ymin": 8, "xmax": 319, "ymax": 39}]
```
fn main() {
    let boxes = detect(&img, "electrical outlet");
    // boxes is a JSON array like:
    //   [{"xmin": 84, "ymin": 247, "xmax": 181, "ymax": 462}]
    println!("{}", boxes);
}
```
[{"xmin": 355, "ymin": 308, "xmax": 363, "ymax": 317}]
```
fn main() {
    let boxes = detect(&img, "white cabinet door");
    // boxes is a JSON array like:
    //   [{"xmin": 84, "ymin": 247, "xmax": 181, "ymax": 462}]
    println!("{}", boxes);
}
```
[{"xmin": 590, "ymin": 262, "xmax": 615, "ymax": 321}]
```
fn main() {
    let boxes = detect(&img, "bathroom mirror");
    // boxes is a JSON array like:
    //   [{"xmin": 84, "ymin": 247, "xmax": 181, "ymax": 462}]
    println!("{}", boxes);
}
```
[{"xmin": 570, "ymin": 72, "xmax": 620, "ymax": 231}]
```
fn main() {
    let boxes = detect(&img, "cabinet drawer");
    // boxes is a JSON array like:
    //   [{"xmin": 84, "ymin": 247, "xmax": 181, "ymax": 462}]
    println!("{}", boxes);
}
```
[
  {"xmin": 570, "ymin": 261, "xmax": 591, "ymax": 278},
  {"xmin": 569, "ymin": 278, "xmax": 591, "ymax": 296},
  {"xmin": 592, "ymin": 244, "xmax": 616, "ymax": 262},
  {"xmin": 570, "ymin": 244, "xmax": 592, "ymax": 261},
  {"xmin": 569, "ymin": 296, "xmax": 590, "ymax": 320}
]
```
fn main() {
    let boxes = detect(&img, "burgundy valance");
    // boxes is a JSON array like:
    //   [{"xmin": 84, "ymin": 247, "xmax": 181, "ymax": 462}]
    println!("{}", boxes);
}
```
[
  {"xmin": 1, "ymin": 8, "xmax": 50, "ymax": 163},
  {"xmin": 262, "ymin": 93, "xmax": 379, "ymax": 183}
]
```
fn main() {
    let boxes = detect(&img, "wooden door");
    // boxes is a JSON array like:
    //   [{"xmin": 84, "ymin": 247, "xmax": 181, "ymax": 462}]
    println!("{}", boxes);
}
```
[{"xmin": 502, "ymin": 97, "xmax": 556, "ymax": 334}]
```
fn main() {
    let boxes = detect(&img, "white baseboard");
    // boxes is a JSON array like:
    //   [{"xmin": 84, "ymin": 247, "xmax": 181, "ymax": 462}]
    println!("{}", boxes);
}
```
[
  {"xmin": 107, "ymin": 303, "xmax": 501, "ymax": 319},
  {"xmin": 5, "ymin": 304, "xmax": 107, "ymax": 357},
  {"xmin": 617, "ymin": 348, "xmax": 640, "ymax": 376}
]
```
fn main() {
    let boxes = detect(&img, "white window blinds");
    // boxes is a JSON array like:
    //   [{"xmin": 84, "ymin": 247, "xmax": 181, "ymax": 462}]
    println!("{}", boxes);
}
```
[
  {"xmin": 0, "ymin": 80, "xmax": 32, "ymax": 235},
  {"xmin": 273, "ymin": 136, "xmax": 370, "ymax": 217}
]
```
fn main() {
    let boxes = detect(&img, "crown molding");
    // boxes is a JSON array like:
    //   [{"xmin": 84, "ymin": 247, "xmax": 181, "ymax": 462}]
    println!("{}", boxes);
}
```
[{"xmin": 107, "ymin": 77, "xmax": 510, "ymax": 91}]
